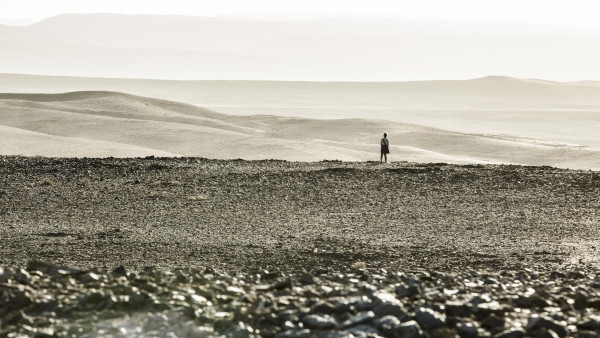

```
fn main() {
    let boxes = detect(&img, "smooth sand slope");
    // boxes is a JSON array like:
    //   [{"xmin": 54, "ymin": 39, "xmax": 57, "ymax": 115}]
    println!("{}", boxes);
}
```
[
  {"xmin": 3, "ymin": 74, "xmax": 600, "ymax": 151},
  {"xmin": 1, "ymin": 91, "xmax": 599, "ymax": 169}
]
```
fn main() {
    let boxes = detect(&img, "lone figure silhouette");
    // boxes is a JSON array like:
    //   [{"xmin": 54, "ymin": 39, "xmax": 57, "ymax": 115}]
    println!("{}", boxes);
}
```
[{"xmin": 380, "ymin": 133, "xmax": 390, "ymax": 163}]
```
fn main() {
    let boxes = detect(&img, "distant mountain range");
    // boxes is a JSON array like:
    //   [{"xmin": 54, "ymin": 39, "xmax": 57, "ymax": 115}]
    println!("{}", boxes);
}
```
[
  {"xmin": 0, "ymin": 17, "xmax": 34, "ymax": 26},
  {"xmin": 1, "ymin": 13, "xmax": 600, "ymax": 81},
  {"xmin": 2, "ymin": 73, "xmax": 600, "ymax": 111}
]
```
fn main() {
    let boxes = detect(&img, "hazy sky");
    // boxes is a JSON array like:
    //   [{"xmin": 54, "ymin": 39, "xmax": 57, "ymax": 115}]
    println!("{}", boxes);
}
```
[{"xmin": 2, "ymin": 0, "xmax": 600, "ymax": 27}]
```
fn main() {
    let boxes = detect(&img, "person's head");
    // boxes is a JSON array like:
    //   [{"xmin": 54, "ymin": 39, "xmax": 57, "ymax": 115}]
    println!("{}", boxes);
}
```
[{"xmin": 383, "ymin": 133, "xmax": 387, "ymax": 138}]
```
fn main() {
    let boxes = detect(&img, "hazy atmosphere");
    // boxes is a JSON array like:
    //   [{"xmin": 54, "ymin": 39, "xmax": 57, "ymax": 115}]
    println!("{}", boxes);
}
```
[
  {"xmin": 1, "ymin": 1, "xmax": 600, "ymax": 169},
  {"xmin": 2, "ymin": 0, "xmax": 600, "ymax": 81},
  {"xmin": 2, "ymin": 1, "xmax": 600, "ymax": 337}
]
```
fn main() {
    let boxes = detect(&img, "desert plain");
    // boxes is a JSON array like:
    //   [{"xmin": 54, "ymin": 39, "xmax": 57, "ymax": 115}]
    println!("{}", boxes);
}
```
[{"xmin": 1, "ymin": 75, "xmax": 600, "ymax": 337}]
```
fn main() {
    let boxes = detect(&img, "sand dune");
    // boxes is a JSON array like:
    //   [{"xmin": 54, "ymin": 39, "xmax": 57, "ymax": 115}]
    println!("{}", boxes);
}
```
[
  {"xmin": 2, "ymin": 74, "xmax": 600, "ymax": 151},
  {"xmin": 0, "ymin": 125, "xmax": 179, "ymax": 158},
  {"xmin": 1, "ymin": 91, "xmax": 599, "ymax": 169}
]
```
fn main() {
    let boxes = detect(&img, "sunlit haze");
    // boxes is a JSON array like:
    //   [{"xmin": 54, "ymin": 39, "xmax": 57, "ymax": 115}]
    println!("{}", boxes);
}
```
[{"xmin": 2, "ymin": 0, "xmax": 600, "ymax": 28}]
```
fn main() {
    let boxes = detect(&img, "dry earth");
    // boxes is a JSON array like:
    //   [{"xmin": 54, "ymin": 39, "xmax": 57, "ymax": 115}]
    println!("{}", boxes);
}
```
[{"xmin": 1, "ymin": 156, "xmax": 599, "ymax": 274}]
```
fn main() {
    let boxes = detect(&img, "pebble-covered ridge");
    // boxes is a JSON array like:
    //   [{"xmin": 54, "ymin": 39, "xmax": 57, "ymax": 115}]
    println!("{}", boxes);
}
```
[
  {"xmin": 1, "ymin": 262, "xmax": 600, "ymax": 337},
  {"xmin": 1, "ymin": 156, "xmax": 599, "ymax": 273},
  {"xmin": 1, "ymin": 156, "xmax": 599, "ymax": 336}
]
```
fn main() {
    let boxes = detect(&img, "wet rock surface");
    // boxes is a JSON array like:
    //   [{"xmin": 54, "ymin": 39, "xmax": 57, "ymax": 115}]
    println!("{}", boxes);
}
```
[{"xmin": 1, "ymin": 265, "xmax": 600, "ymax": 337}]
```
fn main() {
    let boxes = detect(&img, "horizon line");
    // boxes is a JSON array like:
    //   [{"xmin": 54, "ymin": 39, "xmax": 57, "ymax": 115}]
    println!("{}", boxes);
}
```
[
  {"xmin": 3, "ymin": 12, "xmax": 600, "ymax": 30},
  {"xmin": 2, "ymin": 72, "xmax": 599, "ymax": 84}
]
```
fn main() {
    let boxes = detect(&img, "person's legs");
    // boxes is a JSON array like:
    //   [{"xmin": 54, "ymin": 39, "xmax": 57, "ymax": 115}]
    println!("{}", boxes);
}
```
[
  {"xmin": 380, "ymin": 152, "xmax": 384, "ymax": 162},
  {"xmin": 384, "ymin": 153, "xmax": 387, "ymax": 163}
]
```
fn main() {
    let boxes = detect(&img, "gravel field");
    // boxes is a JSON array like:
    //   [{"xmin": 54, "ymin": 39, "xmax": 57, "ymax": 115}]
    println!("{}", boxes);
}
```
[
  {"xmin": 1, "ymin": 156, "xmax": 600, "ymax": 337},
  {"xmin": 1, "ymin": 156, "xmax": 599, "ymax": 273},
  {"xmin": 2, "ymin": 263, "xmax": 600, "ymax": 337}
]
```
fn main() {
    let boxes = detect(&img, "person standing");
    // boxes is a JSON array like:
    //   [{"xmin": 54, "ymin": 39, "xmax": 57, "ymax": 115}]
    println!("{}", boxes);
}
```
[{"xmin": 380, "ymin": 133, "xmax": 390, "ymax": 163}]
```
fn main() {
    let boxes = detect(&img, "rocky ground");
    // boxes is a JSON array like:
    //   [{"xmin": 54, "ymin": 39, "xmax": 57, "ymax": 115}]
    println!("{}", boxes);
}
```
[
  {"xmin": 1, "ymin": 156, "xmax": 600, "ymax": 337},
  {"xmin": 2, "ymin": 263, "xmax": 600, "ymax": 337}
]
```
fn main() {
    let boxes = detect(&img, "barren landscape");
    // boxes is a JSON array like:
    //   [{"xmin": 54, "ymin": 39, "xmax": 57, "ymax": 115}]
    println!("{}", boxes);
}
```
[
  {"xmin": 2, "ymin": 80, "xmax": 600, "ymax": 337},
  {"xmin": 3, "ymin": 6, "xmax": 600, "ymax": 337},
  {"xmin": 2, "ymin": 86, "xmax": 600, "ymax": 170},
  {"xmin": 2, "ymin": 156, "xmax": 600, "ymax": 337},
  {"xmin": 2, "ymin": 156, "xmax": 599, "ymax": 273}
]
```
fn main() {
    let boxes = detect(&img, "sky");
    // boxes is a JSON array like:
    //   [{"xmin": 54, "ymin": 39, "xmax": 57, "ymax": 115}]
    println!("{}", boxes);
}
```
[{"xmin": 2, "ymin": 0, "xmax": 600, "ymax": 27}]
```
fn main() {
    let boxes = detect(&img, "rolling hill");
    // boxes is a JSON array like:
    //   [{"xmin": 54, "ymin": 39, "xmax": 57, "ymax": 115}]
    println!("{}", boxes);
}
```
[
  {"xmin": 1, "ymin": 90, "xmax": 599, "ymax": 169},
  {"xmin": 2, "ymin": 73, "xmax": 600, "ymax": 151}
]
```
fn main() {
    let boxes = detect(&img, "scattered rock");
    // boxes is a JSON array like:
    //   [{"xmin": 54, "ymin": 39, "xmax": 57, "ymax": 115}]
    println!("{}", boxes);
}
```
[
  {"xmin": 394, "ymin": 320, "xmax": 423, "ymax": 338},
  {"xmin": 373, "ymin": 315, "xmax": 401, "ymax": 336},
  {"xmin": 339, "ymin": 311, "xmax": 375, "ymax": 330},
  {"xmin": 455, "ymin": 322, "xmax": 478, "ymax": 338},
  {"xmin": 526, "ymin": 315, "xmax": 567, "ymax": 338},
  {"xmin": 302, "ymin": 314, "xmax": 337, "ymax": 330},
  {"xmin": 415, "ymin": 307, "xmax": 446, "ymax": 331},
  {"xmin": 495, "ymin": 329, "xmax": 525, "ymax": 338},
  {"xmin": 275, "ymin": 328, "xmax": 311, "ymax": 338}
]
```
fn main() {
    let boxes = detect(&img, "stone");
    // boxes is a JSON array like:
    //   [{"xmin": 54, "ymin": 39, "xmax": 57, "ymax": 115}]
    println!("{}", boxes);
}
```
[
  {"xmin": 515, "ymin": 294, "xmax": 550, "ymax": 309},
  {"xmin": 372, "ymin": 290, "xmax": 400, "ymax": 305},
  {"xmin": 526, "ymin": 315, "xmax": 567, "ymax": 338},
  {"xmin": 80, "ymin": 272, "xmax": 102, "ymax": 283},
  {"xmin": 278, "ymin": 310, "xmax": 300, "ymax": 323},
  {"xmin": 430, "ymin": 327, "xmax": 459, "ymax": 338},
  {"xmin": 482, "ymin": 314, "xmax": 505, "ymax": 329},
  {"xmin": 299, "ymin": 273, "xmax": 315, "ymax": 284},
  {"xmin": 573, "ymin": 292, "xmax": 588, "ymax": 310},
  {"xmin": 275, "ymin": 328, "xmax": 311, "ymax": 338},
  {"xmin": 576, "ymin": 332, "xmax": 599, "ymax": 338},
  {"xmin": 373, "ymin": 303, "xmax": 409, "ymax": 320},
  {"xmin": 455, "ymin": 323, "xmax": 478, "ymax": 338},
  {"xmin": 339, "ymin": 311, "xmax": 375, "ymax": 330},
  {"xmin": 330, "ymin": 296, "xmax": 373, "ymax": 312},
  {"xmin": 26, "ymin": 261, "xmax": 53, "ymax": 273},
  {"xmin": 394, "ymin": 320, "xmax": 423, "ymax": 338},
  {"xmin": 79, "ymin": 291, "xmax": 109, "ymax": 311},
  {"xmin": 484, "ymin": 277, "xmax": 499, "ymax": 285},
  {"xmin": 494, "ymin": 329, "xmax": 525, "ymax": 338},
  {"xmin": 476, "ymin": 301, "xmax": 506, "ymax": 317},
  {"xmin": 273, "ymin": 279, "xmax": 292, "ymax": 290},
  {"xmin": 373, "ymin": 315, "xmax": 401, "ymax": 336},
  {"xmin": 397, "ymin": 284, "xmax": 409, "ymax": 298},
  {"xmin": 175, "ymin": 270, "xmax": 190, "ymax": 284},
  {"xmin": 322, "ymin": 331, "xmax": 354, "ymax": 338},
  {"xmin": 34, "ymin": 326, "xmax": 55, "ymax": 337},
  {"xmin": 587, "ymin": 298, "xmax": 600, "ymax": 310},
  {"xmin": 312, "ymin": 301, "xmax": 339, "ymax": 314},
  {"xmin": 445, "ymin": 301, "xmax": 471, "ymax": 317},
  {"xmin": 397, "ymin": 284, "xmax": 421, "ymax": 299},
  {"xmin": 578, "ymin": 316, "xmax": 600, "ymax": 331},
  {"xmin": 10, "ymin": 290, "xmax": 33, "ymax": 308},
  {"xmin": 347, "ymin": 324, "xmax": 381, "ymax": 336},
  {"xmin": 302, "ymin": 314, "xmax": 337, "ymax": 330},
  {"xmin": 50, "ymin": 267, "xmax": 79, "ymax": 277},
  {"xmin": 15, "ymin": 269, "xmax": 32, "ymax": 285},
  {"xmin": 112, "ymin": 266, "xmax": 127, "ymax": 278},
  {"xmin": 529, "ymin": 328, "xmax": 560, "ymax": 338},
  {"xmin": 415, "ymin": 307, "xmax": 446, "ymax": 331},
  {"xmin": 0, "ymin": 268, "xmax": 10, "ymax": 283}
]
